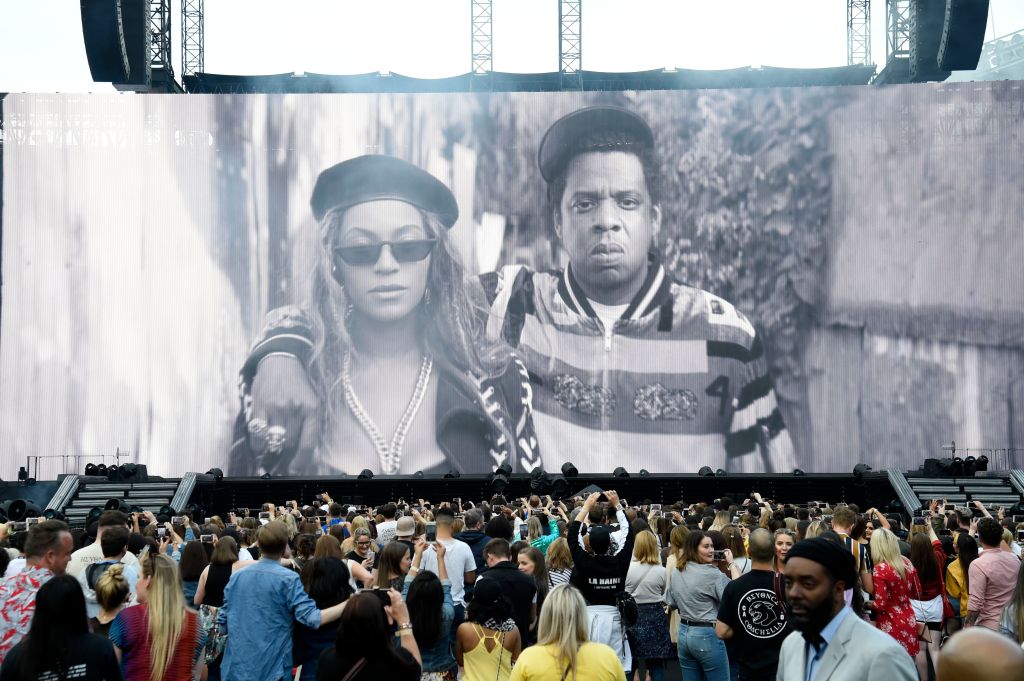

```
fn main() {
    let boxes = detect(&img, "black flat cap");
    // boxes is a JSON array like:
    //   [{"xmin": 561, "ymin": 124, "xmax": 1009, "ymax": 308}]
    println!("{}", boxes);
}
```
[
  {"xmin": 538, "ymin": 106, "xmax": 655, "ymax": 183},
  {"xmin": 310, "ymin": 154, "xmax": 459, "ymax": 227}
]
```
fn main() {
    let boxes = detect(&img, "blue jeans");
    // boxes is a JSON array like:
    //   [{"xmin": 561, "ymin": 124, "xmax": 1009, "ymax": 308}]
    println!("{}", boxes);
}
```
[
  {"xmin": 627, "ymin": 660, "xmax": 665, "ymax": 681},
  {"xmin": 677, "ymin": 623, "xmax": 729, "ymax": 681}
]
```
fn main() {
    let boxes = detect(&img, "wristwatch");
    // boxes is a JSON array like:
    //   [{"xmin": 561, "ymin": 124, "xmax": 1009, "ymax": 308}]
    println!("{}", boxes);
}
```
[{"xmin": 398, "ymin": 622, "xmax": 414, "ymax": 636}]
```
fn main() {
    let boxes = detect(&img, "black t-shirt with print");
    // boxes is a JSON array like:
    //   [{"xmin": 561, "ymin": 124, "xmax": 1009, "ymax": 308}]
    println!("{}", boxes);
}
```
[
  {"xmin": 0, "ymin": 633, "xmax": 121, "ymax": 681},
  {"xmin": 716, "ymin": 569, "xmax": 790, "ymax": 681}
]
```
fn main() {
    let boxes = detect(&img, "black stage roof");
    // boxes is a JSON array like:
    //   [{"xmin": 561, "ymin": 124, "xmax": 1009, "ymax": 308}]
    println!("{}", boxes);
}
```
[{"xmin": 183, "ymin": 65, "xmax": 877, "ymax": 94}]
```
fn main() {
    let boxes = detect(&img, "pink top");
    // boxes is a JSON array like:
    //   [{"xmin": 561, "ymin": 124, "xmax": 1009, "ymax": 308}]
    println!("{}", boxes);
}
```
[{"xmin": 967, "ymin": 549, "xmax": 1021, "ymax": 630}]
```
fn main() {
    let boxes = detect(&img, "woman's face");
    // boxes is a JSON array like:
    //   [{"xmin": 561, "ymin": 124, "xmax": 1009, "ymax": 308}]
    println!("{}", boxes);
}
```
[
  {"xmin": 333, "ymin": 200, "xmax": 433, "ymax": 324},
  {"xmin": 698, "ymin": 537, "xmax": 715, "ymax": 564},
  {"xmin": 517, "ymin": 553, "xmax": 536, "ymax": 576},
  {"xmin": 399, "ymin": 548, "xmax": 412, "ymax": 574},
  {"xmin": 775, "ymin": 533, "xmax": 794, "ymax": 561},
  {"xmin": 864, "ymin": 522, "xmax": 874, "ymax": 540},
  {"xmin": 355, "ymin": 536, "xmax": 372, "ymax": 556}
]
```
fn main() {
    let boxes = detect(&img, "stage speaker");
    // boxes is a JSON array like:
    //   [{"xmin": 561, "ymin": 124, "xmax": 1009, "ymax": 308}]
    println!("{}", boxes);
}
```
[
  {"xmin": 938, "ymin": 0, "xmax": 990, "ymax": 71},
  {"xmin": 80, "ymin": 0, "xmax": 129, "ymax": 82},
  {"xmin": 119, "ymin": 0, "xmax": 150, "ymax": 85},
  {"xmin": 910, "ymin": 0, "xmax": 952, "ymax": 82}
]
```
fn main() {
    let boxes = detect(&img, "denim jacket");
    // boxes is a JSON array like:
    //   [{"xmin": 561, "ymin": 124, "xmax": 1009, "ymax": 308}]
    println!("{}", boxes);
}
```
[{"xmin": 403, "ymin": 575, "xmax": 456, "ymax": 673}]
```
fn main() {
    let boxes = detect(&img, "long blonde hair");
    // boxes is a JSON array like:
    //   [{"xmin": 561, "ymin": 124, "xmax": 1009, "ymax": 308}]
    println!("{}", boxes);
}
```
[
  {"xmin": 142, "ymin": 552, "xmax": 192, "ymax": 681},
  {"xmin": 308, "ymin": 204, "xmax": 514, "ymax": 463},
  {"xmin": 870, "ymin": 528, "xmax": 908, "ymax": 579},
  {"xmin": 536, "ymin": 584, "xmax": 589, "ymax": 681},
  {"xmin": 632, "ymin": 531, "xmax": 661, "ymax": 565},
  {"xmin": 709, "ymin": 510, "xmax": 731, "ymax": 532}
]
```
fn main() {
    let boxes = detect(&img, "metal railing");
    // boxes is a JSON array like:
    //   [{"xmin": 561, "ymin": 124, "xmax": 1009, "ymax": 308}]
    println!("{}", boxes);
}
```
[
  {"xmin": 1009, "ymin": 470, "xmax": 1024, "ymax": 498},
  {"xmin": 25, "ymin": 451, "xmax": 132, "ymax": 481}
]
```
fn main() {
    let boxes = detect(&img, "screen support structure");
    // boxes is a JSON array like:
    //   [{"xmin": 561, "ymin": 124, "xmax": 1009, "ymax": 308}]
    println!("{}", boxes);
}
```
[
  {"xmin": 848, "ymin": 0, "xmax": 871, "ymax": 66},
  {"xmin": 181, "ymin": 0, "xmax": 204, "ymax": 78},
  {"xmin": 886, "ymin": 0, "xmax": 912, "ymax": 62},
  {"xmin": 559, "ymin": 0, "xmax": 582, "ymax": 89},
  {"xmin": 471, "ymin": 0, "xmax": 492, "ymax": 75},
  {"xmin": 148, "ymin": 0, "xmax": 181, "ymax": 92}
]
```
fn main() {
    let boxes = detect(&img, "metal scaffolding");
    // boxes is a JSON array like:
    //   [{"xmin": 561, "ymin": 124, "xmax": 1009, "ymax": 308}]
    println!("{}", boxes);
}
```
[
  {"xmin": 182, "ymin": 0, "xmax": 204, "ymax": 77},
  {"xmin": 886, "ymin": 0, "xmax": 912, "ymax": 61},
  {"xmin": 471, "ymin": 0, "xmax": 492, "ymax": 74},
  {"xmin": 559, "ymin": 0, "xmax": 582, "ymax": 74},
  {"xmin": 848, "ymin": 0, "xmax": 871, "ymax": 65},
  {"xmin": 148, "ymin": 0, "xmax": 174, "ymax": 74}
]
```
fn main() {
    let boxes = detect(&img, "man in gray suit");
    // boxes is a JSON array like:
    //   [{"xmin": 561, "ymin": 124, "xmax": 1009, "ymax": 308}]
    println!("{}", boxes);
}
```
[{"xmin": 776, "ymin": 538, "xmax": 917, "ymax": 681}]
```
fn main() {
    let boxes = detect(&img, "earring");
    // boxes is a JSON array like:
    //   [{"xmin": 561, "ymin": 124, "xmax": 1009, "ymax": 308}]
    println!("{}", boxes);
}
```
[
  {"xmin": 345, "ymin": 303, "xmax": 354, "ymax": 321},
  {"xmin": 424, "ymin": 289, "xmax": 431, "ymax": 306}
]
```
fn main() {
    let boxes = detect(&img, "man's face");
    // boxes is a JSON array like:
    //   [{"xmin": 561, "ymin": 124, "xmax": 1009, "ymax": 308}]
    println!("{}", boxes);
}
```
[
  {"xmin": 555, "ymin": 151, "xmax": 660, "ymax": 303},
  {"xmin": 46, "ymin": 533, "xmax": 74, "ymax": 575},
  {"xmin": 783, "ymin": 557, "xmax": 842, "ymax": 634}
]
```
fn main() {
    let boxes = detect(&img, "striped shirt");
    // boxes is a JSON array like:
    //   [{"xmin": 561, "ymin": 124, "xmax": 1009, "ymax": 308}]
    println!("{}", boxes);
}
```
[{"xmin": 478, "ymin": 261, "xmax": 795, "ymax": 473}]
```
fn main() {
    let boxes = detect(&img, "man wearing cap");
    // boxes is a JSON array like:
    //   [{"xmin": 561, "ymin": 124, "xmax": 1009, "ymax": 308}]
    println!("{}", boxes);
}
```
[
  {"xmin": 776, "ymin": 538, "xmax": 917, "ymax": 681},
  {"xmin": 229, "ymin": 154, "xmax": 537, "ymax": 477},
  {"xmin": 478, "ymin": 106, "xmax": 795, "ymax": 473}
]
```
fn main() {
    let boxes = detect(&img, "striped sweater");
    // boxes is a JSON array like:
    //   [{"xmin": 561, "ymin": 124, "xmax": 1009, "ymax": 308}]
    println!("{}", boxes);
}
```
[{"xmin": 478, "ymin": 260, "xmax": 795, "ymax": 473}]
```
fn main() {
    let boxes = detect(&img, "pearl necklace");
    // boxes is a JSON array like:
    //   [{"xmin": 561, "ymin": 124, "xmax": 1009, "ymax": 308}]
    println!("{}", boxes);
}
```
[{"xmin": 341, "ymin": 350, "xmax": 433, "ymax": 475}]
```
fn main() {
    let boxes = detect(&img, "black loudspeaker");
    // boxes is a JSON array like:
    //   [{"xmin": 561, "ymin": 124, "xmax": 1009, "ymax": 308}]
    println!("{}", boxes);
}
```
[
  {"xmin": 938, "ymin": 0, "xmax": 990, "ymax": 71},
  {"xmin": 119, "ymin": 0, "xmax": 150, "ymax": 85},
  {"xmin": 923, "ymin": 458, "xmax": 951, "ymax": 477},
  {"xmin": 910, "ymin": 0, "xmax": 952, "ymax": 82},
  {"xmin": 80, "ymin": 0, "xmax": 129, "ymax": 82}
]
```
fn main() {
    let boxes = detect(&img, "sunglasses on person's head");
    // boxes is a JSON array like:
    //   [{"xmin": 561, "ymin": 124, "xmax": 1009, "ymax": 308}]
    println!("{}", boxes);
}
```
[{"xmin": 333, "ymin": 239, "xmax": 437, "ymax": 267}]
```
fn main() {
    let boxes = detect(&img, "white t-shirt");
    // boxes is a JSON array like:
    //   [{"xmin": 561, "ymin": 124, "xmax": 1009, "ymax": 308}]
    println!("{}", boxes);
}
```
[
  {"xmin": 66, "ymin": 541, "xmax": 140, "ymax": 579},
  {"xmin": 418, "ymin": 537, "xmax": 477, "ymax": 606},
  {"xmin": 4, "ymin": 556, "xmax": 25, "ymax": 578},
  {"xmin": 588, "ymin": 299, "xmax": 630, "ymax": 333}
]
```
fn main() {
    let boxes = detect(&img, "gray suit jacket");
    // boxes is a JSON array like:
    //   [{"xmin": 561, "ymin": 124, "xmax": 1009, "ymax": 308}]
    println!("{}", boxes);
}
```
[{"xmin": 776, "ymin": 610, "xmax": 918, "ymax": 681}]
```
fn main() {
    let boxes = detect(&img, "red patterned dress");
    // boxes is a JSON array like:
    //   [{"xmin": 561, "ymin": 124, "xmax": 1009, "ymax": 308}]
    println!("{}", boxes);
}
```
[{"xmin": 871, "ymin": 559, "xmax": 921, "ymax": 657}]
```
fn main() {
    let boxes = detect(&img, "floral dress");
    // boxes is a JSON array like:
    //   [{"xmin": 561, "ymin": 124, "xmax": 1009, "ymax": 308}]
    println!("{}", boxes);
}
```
[{"xmin": 872, "ymin": 559, "xmax": 921, "ymax": 657}]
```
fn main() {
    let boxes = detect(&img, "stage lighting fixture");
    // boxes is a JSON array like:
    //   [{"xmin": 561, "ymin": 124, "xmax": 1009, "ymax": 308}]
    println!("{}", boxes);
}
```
[
  {"xmin": 551, "ymin": 475, "xmax": 570, "ymax": 499},
  {"xmin": 129, "ymin": 505, "xmax": 145, "ymax": 514},
  {"xmin": 17, "ymin": 467, "xmax": 28, "ymax": 482},
  {"xmin": 106, "ymin": 466, "xmax": 123, "ymax": 482},
  {"xmin": 886, "ymin": 499, "xmax": 905, "ymax": 514},
  {"xmin": 612, "ymin": 467, "xmax": 629, "ymax": 478},
  {"xmin": 793, "ymin": 468, "xmax": 806, "ymax": 476},
  {"xmin": 260, "ymin": 473, "xmax": 272, "ymax": 479},
  {"xmin": 96, "ymin": 464, "xmax": 108, "ymax": 476},
  {"xmin": 639, "ymin": 469, "xmax": 650, "ymax": 477},
  {"xmin": 357, "ymin": 469, "xmax": 374, "ymax": 480},
  {"xmin": 206, "ymin": 468, "xmax": 224, "ymax": 482},
  {"xmin": 495, "ymin": 463, "xmax": 512, "ymax": 478},
  {"xmin": 1010, "ymin": 501, "xmax": 1024, "ymax": 516},
  {"xmin": 698, "ymin": 466, "xmax": 715, "ymax": 477},
  {"xmin": 443, "ymin": 469, "xmax": 460, "ymax": 479},
  {"xmin": 950, "ymin": 457, "xmax": 965, "ymax": 476},
  {"xmin": 853, "ymin": 463, "xmax": 871, "ymax": 486},
  {"xmin": 963, "ymin": 456, "xmax": 977, "ymax": 476},
  {"xmin": 87, "ymin": 507, "xmax": 103, "ymax": 524},
  {"xmin": 561, "ymin": 462, "xmax": 579, "ymax": 478},
  {"xmin": 491, "ymin": 472, "xmax": 508, "ymax": 493},
  {"xmin": 414, "ymin": 471, "xmax": 424, "ymax": 478},
  {"xmin": 976, "ymin": 455, "xmax": 989, "ymax": 472},
  {"xmin": 530, "ymin": 467, "xmax": 552, "ymax": 495},
  {"xmin": 159, "ymin": 505, "xmax": 175, "ymax": 518},
  {"xmin": 715, "ymin": 469, "xmax": 727, "ymax": 477},
  {"xmin": 84, "ymin": 463, "xmax": 99, "ymax": 476},
  {"xmin": 104, "ymin": 498, "xmax": 129, "ymax": 513},
  {"xmin": 43, "ymin": 508, "xmax": 67, "ymax": 522},
  {"xmin": 5, "ymin": 500, "xmax": 41, "ymax": 522}
]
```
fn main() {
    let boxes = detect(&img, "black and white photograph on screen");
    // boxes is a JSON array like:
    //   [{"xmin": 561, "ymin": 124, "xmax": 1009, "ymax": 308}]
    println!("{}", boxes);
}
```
[{"xmin": 1, "ymin": 83, "xmax": 1023, "ymax": 480}]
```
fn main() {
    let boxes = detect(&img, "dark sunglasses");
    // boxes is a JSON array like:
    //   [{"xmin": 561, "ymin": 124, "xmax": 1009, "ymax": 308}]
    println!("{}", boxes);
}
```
[{"xmin": 333, "ymin": 239, "xmax": 437, "ymax": 267}]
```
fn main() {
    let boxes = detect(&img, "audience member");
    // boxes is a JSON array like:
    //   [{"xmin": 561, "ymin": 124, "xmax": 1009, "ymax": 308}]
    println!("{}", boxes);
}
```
[
  {"xmin": 777, "ymin": 538, "xmax": 917, "ymax": 681},
  {"xmin": 91, "ymin": 563, "xmax": 131, "ymax": 637},
  {"xmin": 945, "ymin": 532, "xmax": 978, "ymax": 623},
  {"xmin": 772, "ymin": 529, "xmax": 795, "ymax": 573},
  {"xmin": 294, "ymin": 557, "xmax": 354, "ymax": 681},
  {"xmin": 935, "ymin": 626, "xmax": 1024, "ymax": 681},
  {"xmin": 216, "ymin": 521, "xmax": 347, "ymax": 681},
  {"xmin": 716, "ymin": 529, "xmax": 789, "ymax": 681},
  {"xmin": 405, "ymin": 540, "xmax": 456, "ymax": 680},
  {"xmin": 376, "ymin": 540, "xmax": 413, "ymax": 591},
  {"xmin": 908, "ymin": 529, "xmax": 951, "ymax": 677},
  {"xmin": 417, "ymin": 507, "xmax": 476, "ymax": 626},
  {"xmin": 966, "ymin": 517, "xmax": 1020, "ymax": 630},
  {"xmin": 516, "ymin": 546, "xmax": 550, "ymax": 640},
  {"xmin": 375, "ymin": 504, "xmax": 400, "ymax": 547},
  {"xmin": 0, "ymin": 520, "xmax": 74, "ymax": 662},
  {"xmin": 454, "ymin": 509, "xmax": 489, "ymax": 578},
  {"xmin": 478, "ymin": 539, "xmax": 537, "ymax": 647},
  {"xmin": 1000, "ymin": 556, "xmax": 1024, "ymax": 644},
  {"xmin": 66, "ymin": 512, "xmax": 139, "ymax": 579},
  {"xmin": 0, "ymin": 576, "xmax": 120, "ymax": 681},
  {"xmin": 455, "ymin": 578, "xmax": 521, "ymax": 681},
  {"xmin": 509, "ymin": 584, "xmax": 624, "ymax": 681},
  {"xmin": 315, "ymin": 591, "xmax": 421, "ymax": 681},
  {"xmin": 545, "ymin": 538, "xmax": 573, "ymax": 589},
  {"xmin": 829, "ymin": 506, "xmax": 875, "ymax": 596},
  {"xmin": 76, "ymin": 525, "xmax": 138, "ymax": 619},
  {"xmin": 624, "ymin": 531, "xmax": 673, "ymax": 681},
  {"xmin": 178, "ymin": 541, "xmax": 208, "ymax": 606},
  {"xmin": 194, "ymin": 535, "xmax": 240, "ymax": 608},
  {"xmin": 110, "ymin": 552, "xmax": 207, "ymax": 681},
  {"xmin": 868, "ymin": 527, "xmax": 921, "ymax": 657}
]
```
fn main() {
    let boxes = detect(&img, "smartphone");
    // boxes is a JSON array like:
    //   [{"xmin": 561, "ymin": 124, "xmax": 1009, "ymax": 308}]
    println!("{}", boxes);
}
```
[
  {"xmin": 912, "ymin": 517, "xmax": 926, "ymax": 525},
  {"xmin": 204, "ymin": 517, "xmax": 212, "ymax": 524},
  {"xmin": 372, "ymin": 588, "xmax": 393, "ymax": 606},
  {"xmin": 259, "ymin": 512, "xmax": 270, "ymax": 520},
  {"xmin": 713, "ymin": 550, "xmax": 727, "ymax": 561},
  {"xmin": 650, "ymin": 504, "xmax": 662, "ymax": 511},
  {"xmin": 225, "ymin": 523, "xmax": 237, "ymax": 530},
  {"xmin": 157, "ymin": 527, "xmax": 166, "ymax": 538},
  {"xmin": 25, "ymin": 517, "xmax": 40, "ymax": 528},
  {"xmin": 938, "ymin": 529, "xmax": 952, "ymax": 536},
  {"xmin": 1014, "ymin": 515, "xmax": 1024, "ymax": 524},
  {"xmin": 731, "ymin": 515, "xmax": 740, "ymax": 524},
  {"xmin": 492, "ymin": 504, "xmax": 502, "ymax": 514},
  {"xmin": 1018, "ymin": 530, "xmax": 1024, "ymax": 542},
  {"xmin": 425, "ymin": 523, "xmax": 437, "ymax": 543},
  {"xmin": 318, "ymin": 516, "xmax": 327, "ymax": 524},
  {"xmin": 200, "ymin": 534, "xmax": 214, "ymax": 544},
  {"xmin": 516, "ymin": 524, "xmax": 527, "ymax": 540},
  {"xmin": 454, "ymin": 497, "xmax": 461, "ymax": 504},
  {"xmin": 171, "ymin": 516, "xmax": 185, "ymax": 525},
  {"xmin": 240, "ymin": 508, "xmax": 250, "ymax": 516}
]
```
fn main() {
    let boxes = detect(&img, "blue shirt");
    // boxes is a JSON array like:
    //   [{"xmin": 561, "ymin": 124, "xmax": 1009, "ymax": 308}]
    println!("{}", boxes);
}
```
[
  {"xmin": 805, "ymin": 606, "xmax": 851, "ymax": 681},
  {"xmin": 217, "ymin": 558, "xmax": 322, "ymax": 681}
]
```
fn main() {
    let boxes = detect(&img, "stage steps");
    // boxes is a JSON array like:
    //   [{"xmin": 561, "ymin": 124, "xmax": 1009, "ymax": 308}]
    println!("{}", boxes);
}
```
[
  {"xmin": 906, "ymin": 474, "xmax": 1022, "ymax": 511},
  {"xmin": 63, "ymin": 479, "xmax": 180, "ymax": 525}
]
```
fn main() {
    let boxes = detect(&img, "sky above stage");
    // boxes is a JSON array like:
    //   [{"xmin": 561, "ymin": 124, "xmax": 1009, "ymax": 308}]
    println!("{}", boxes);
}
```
[{"xmin": 0, "ymin": 0, "xmax": 1023, "ymax": 92}]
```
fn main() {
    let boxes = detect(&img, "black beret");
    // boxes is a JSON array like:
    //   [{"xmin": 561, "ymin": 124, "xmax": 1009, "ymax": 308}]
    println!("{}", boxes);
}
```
[
  {"xmin": 538, "ymin": 106, "xmax": 655, "ymax": 183},
  {"xmin": 310, "ymin": 154, "xmax": 459, "ymax": 228},
  {"xmin": 784, "ymin": 537, "xmax": 858, "ymax": 589}
]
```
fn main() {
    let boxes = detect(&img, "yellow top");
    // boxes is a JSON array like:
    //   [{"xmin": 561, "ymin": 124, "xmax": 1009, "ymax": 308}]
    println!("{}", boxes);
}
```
[
  {"xmin": 509, "ymin": 642, "xmax": 624, "ymax": 681},
  {"xmin": 945, "ymin": 559, "xmax": 969, "ymax": 618},
  {"xmin": 463, "ymin": 624, "xmax": 515, "ymax": 681}
]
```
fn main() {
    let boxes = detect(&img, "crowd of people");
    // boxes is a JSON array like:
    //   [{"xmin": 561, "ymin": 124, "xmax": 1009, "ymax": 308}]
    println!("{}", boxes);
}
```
[{"xmin": 1, "ymin": 490, "xmax": 1023, "ymax": 681}]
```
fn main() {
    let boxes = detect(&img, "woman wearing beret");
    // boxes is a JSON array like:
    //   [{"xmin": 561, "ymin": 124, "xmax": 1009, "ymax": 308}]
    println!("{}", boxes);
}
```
[{"xmin": 228, "ymin": 155, "xmax": 539, "ymax": 477}]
